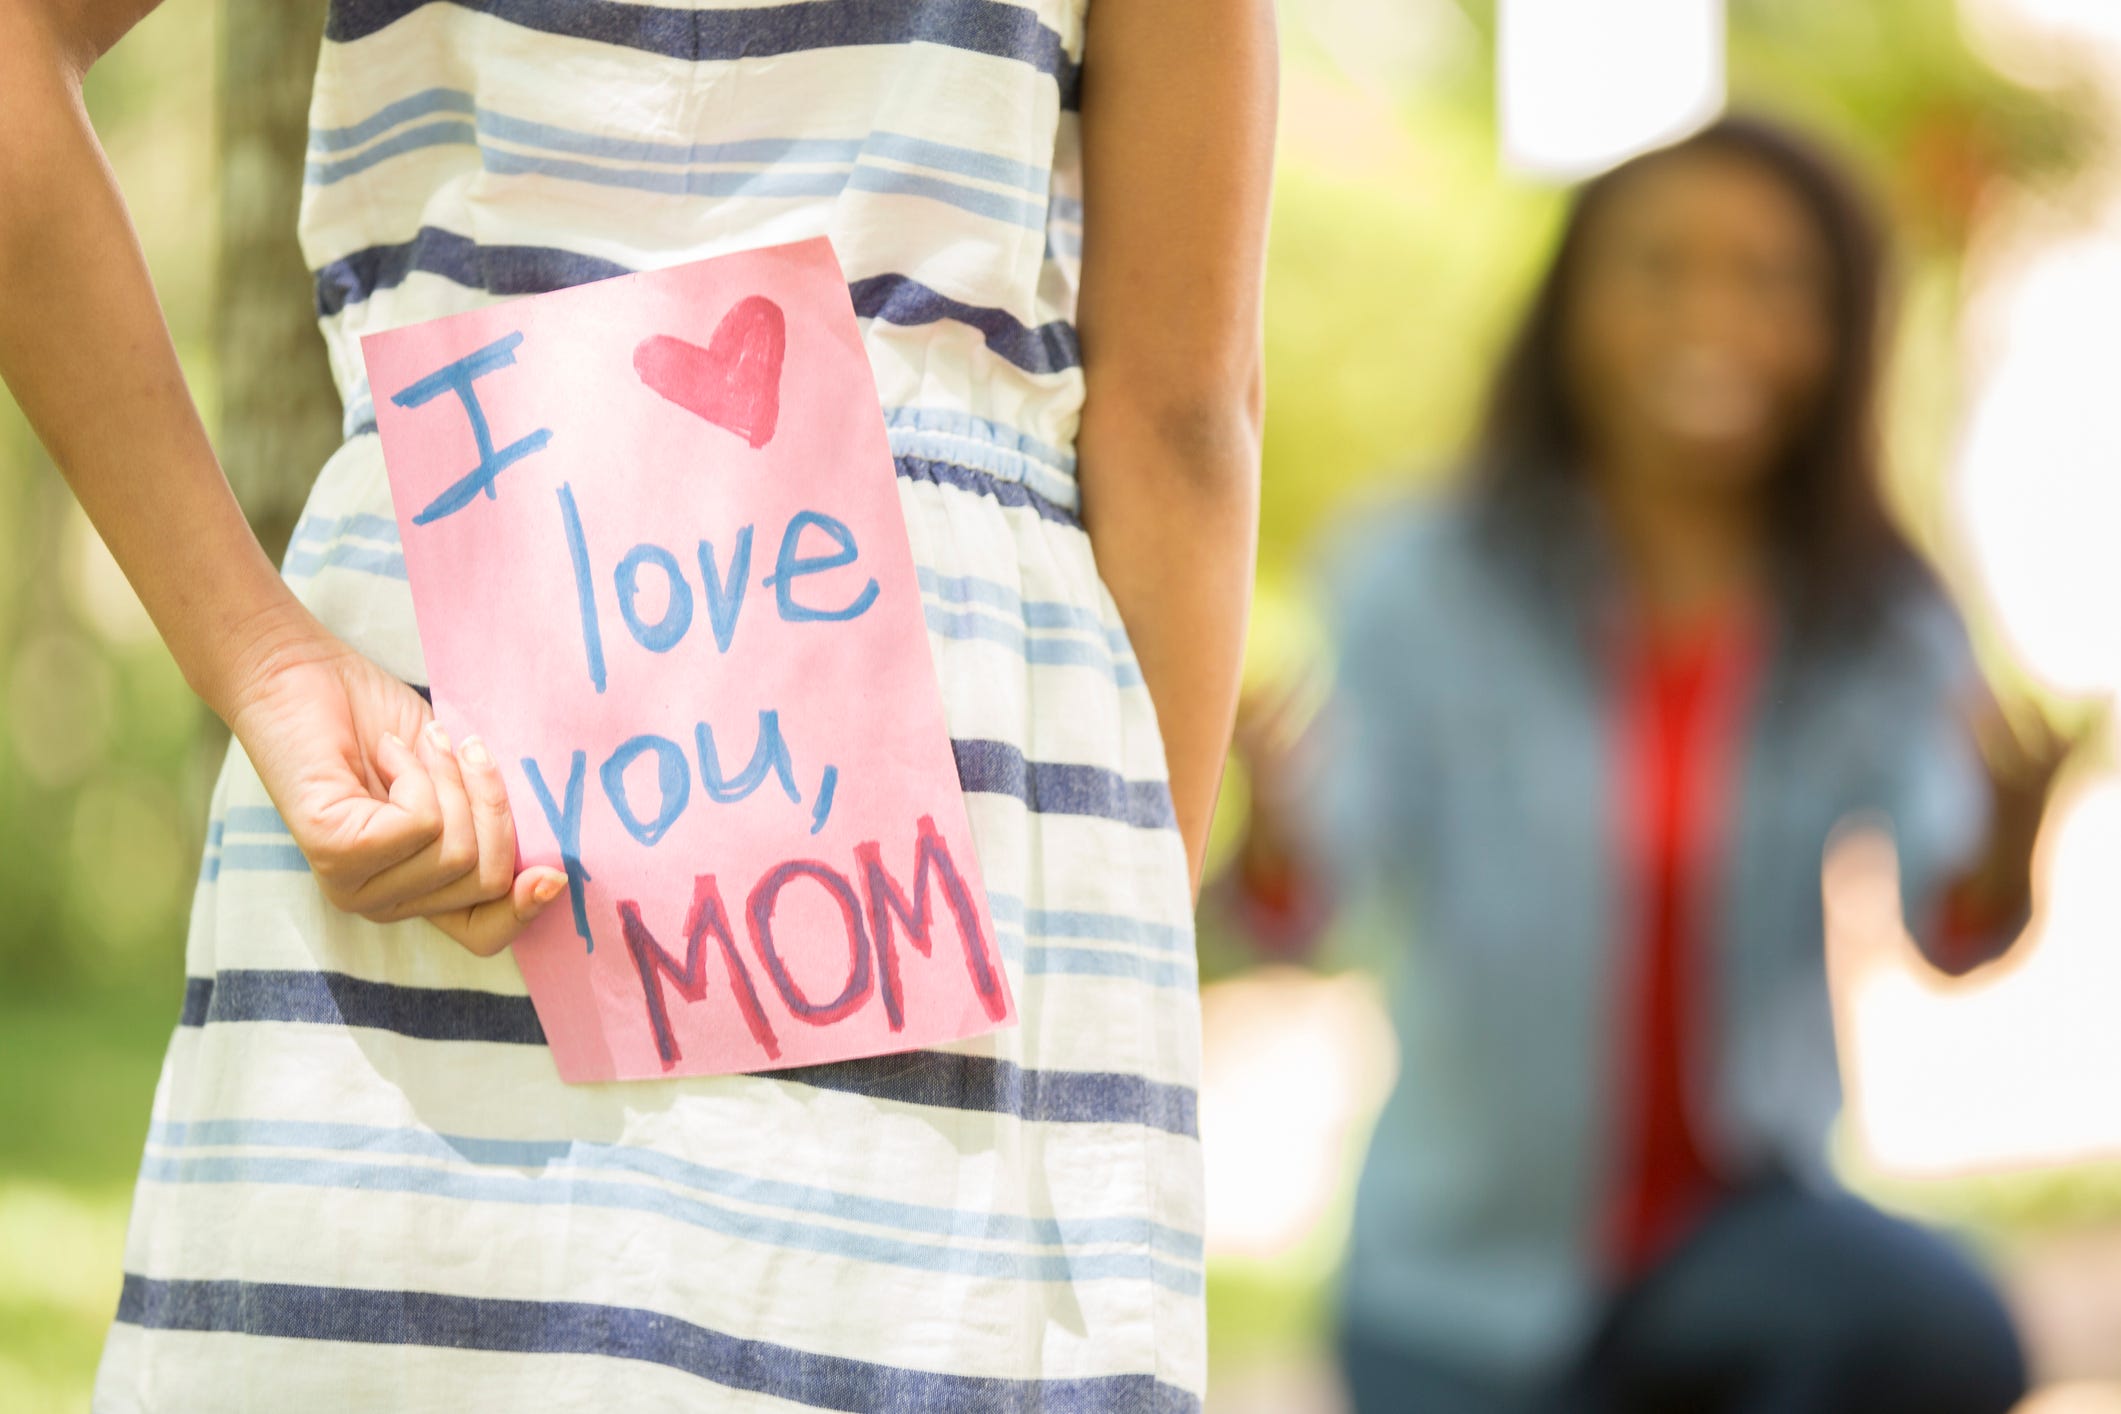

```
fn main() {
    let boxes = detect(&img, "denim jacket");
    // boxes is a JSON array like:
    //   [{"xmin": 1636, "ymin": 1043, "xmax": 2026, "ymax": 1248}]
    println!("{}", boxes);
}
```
[{"xmin": 1312, "ymin": 493, "xmax": 1988, "ymax": 1377}]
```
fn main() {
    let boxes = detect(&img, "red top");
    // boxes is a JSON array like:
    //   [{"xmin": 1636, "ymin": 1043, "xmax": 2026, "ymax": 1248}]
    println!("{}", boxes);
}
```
[{"xmin": 1601, "ymin": 608, "xmax": 1765, "ymax": 1277}]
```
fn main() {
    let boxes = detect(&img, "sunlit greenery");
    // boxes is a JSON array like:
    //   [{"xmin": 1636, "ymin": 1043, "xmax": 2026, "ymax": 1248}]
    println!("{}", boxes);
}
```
[{"xmin": 0, "ymin": 2, "xmax": 2109, "ymax": 1408}]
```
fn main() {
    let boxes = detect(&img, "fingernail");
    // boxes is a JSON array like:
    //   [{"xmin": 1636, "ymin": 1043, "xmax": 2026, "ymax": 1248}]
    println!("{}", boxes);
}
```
[
  {"xmin": 381, "ymin": 731, "xmax": 407, "ymax": 753},
  {"xmin": 425, "ymin": 722, "xmax": 451, "ymax": 752},
  {"xmin": 531, "ymin": 873, "xmax": 565, "ymax": 904},
  {"xmin": 461, "ymin": 736, "xmax": 492, "ymax": 767}
]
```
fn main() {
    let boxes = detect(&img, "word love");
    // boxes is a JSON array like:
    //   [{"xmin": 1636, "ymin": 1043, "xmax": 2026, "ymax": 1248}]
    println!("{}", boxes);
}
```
[
  {"xmin": 553, "ymin": 487, "xmax": 879, "ymax": 693},
  {"xmin": 619, "ymin": 815, "xmax": 1009, "ymax": 1070}
]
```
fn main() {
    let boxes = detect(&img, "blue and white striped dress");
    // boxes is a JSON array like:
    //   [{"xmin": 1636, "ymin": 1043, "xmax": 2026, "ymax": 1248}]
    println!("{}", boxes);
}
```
[{"xmin": 95, "ymin": 3, "xmax": 1206, "ymax": 1408}]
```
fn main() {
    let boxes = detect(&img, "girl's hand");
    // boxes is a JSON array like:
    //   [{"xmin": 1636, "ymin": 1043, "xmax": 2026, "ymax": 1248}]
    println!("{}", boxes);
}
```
[{"xmin": 219, "ymin": 611, "xmax": 566, "ymax": 956}]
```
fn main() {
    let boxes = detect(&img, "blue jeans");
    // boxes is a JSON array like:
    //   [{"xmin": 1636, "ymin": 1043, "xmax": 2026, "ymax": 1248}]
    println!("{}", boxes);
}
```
[{"xmin": 1340, "ymin": 1181, "xmax": 2027, "ymax": 1414}]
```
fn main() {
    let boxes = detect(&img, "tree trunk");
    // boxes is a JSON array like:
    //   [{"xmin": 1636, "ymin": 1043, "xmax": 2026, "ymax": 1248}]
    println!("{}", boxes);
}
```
[{"xmin": 215, "ymin": 0, "xmax": 339, "ymax": 566}]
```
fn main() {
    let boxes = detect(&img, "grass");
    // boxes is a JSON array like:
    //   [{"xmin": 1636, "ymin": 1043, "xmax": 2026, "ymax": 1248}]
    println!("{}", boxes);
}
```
[{"xmin": 0, "ymin": 979, "xmax": 181, "ymax": 1414}]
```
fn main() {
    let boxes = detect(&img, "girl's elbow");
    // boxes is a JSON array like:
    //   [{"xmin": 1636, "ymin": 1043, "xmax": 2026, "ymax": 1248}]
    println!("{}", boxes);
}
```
[{"xmin": 1088, "ymin": 378, "xmax": 1262, "ymax": 499}]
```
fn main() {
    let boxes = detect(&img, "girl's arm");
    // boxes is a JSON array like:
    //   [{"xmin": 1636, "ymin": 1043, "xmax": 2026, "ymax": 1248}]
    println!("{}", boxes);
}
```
[
  {"xmin": 2, "ymin": 0, "xmax": 282, "ymax": 712},
  {"xmin": 0, "ymin": 0, "xmax": 562, "ymax": 952},
  {"xmin": 1075, "ymin": 0, "xmax": 1277, "ymax": 894}
]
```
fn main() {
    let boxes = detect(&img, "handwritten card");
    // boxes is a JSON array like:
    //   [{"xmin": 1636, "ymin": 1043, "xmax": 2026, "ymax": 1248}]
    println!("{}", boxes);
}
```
[{"xmin": 361, "ymin": 237, "xmax": 1016, "ymax": 1083}]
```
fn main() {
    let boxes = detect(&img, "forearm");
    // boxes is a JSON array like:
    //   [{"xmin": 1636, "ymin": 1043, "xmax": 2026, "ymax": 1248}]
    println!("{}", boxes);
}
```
[
  {"xmin": 0, "ymin": 3, "xmax": 300, "ymax": 721},
  {"xmin": 1081, "ymin": 398, "xmax": 1260, "ymax": 892},
  {"xmin": 1072, "ymin": 0, "xmax": 1275, "ymax": 894}
]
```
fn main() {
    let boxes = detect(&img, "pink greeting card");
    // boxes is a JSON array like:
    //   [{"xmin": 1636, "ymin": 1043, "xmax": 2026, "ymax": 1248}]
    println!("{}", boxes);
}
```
[{"xmin": 361, "ymin": 237, "xmax": 1014, "ymax": 1083}]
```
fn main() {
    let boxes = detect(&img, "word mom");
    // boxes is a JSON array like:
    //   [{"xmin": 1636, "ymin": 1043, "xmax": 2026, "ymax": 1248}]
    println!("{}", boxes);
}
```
[{"xmin": 617, "ymin": 815, "xmax": 1010, "ymax": 1069}]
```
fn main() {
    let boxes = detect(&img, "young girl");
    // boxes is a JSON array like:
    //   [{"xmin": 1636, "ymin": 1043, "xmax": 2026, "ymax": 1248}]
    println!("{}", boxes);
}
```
[{"xmin": 1, "ymin": 2, "xmax": 1274, "ymax": 1408}]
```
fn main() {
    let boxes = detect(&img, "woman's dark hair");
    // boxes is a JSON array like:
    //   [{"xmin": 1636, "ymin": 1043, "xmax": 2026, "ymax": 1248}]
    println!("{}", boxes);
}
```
[{"xmin": 1475, "ymin": 113, "xmax": 1922, "ymax": 644}]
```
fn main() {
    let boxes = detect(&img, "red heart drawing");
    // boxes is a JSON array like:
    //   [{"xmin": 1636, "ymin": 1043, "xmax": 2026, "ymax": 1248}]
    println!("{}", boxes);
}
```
[{"xmin": 632, "ymin": 294, "xmax": 786, "ymax": 450}]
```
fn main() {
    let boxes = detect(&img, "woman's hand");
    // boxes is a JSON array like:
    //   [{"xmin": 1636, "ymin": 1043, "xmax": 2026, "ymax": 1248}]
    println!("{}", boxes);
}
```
[
  {"xmin": 1960, "ymin": 692, "xmax": 2092, "ymax": 916},
  {"xmin": 1913, "ymin": 690, "xmax": 2105, "ymax": 973},
  {"xmin": 220, "ymin": 610, "xmax": 566, "ymax": 956}
]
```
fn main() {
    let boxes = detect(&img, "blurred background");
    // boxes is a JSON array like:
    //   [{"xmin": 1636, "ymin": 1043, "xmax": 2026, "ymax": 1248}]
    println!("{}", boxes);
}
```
[{"xmin": 5, "ymin": 1, "xmax": 2121, "ymax": 1409}]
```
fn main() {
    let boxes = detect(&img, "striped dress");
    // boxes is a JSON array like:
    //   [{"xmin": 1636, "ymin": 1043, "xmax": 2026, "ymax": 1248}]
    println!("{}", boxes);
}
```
[{"xmin": 94, "ymin": 3, "xmax": 1206, "ymax": 1409}]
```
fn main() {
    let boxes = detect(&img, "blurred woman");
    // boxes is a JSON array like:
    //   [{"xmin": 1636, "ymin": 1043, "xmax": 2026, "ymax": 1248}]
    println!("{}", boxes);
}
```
[{"xmin": 1236, "ymin": 116, "xmax": 2056, "ymax": 1413}]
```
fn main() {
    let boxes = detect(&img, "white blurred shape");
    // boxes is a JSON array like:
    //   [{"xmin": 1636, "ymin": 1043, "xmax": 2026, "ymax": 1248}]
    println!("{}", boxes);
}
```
[
  {"xmin": 1967, "ymin": 0, "xmax": 2121, "ymax": 49},
  {"xmin": 1962, "ymin": 0, "xmax": 2121, "ymax": 96},
  {"xmin": 1830, "ymin": 773, "xmax": 2121, "ymax": 1176},
  {"xmin": 1956, "ymin": 223, "xmax": 2121, "ymax": 694},
  {"xmin": 1499, "ymin": 0, "xmax": 1725, "ymax": 180},
  {"xmin": 1199, "ymin": 969, "xmax": 1398, "ymax": 1261}
]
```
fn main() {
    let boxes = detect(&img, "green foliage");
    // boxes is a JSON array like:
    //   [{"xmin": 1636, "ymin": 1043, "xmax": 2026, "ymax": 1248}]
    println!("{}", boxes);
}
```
[
  {"xmin": 0, "ymin": 5, "xmax": 217, "ymax": 998},
  {"xmin": 0, "ymin": 987, "xmax": 170, "ymax": 1410},
  {"xmin": 1727, "ymin": 0, "xmax": 2103, "ymax": 235},
  {"xmin": 1259, "ymin": 97, "xmax": 1560, "ymax": 574},
  {"xmin": 2, "ymin": 1, "xmax": 2117, "ymax": 1403}
]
